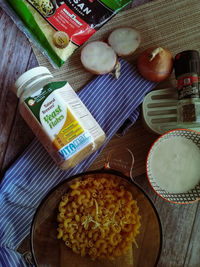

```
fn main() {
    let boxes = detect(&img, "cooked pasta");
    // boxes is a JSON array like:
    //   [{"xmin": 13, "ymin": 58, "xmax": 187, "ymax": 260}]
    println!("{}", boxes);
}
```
[
  {"xmin": 57, "ymin": 175, "xmax": 141, "ymax": 260},
  {"xmin": 28, "ymin": 0, "xmax": 54, "ymax": 16}
]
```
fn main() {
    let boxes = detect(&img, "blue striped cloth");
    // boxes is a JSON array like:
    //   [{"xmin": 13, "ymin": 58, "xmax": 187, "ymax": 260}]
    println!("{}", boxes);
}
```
[{"xmin": 0, "ymin": 59, "xmax": 155, "ymax": 266}]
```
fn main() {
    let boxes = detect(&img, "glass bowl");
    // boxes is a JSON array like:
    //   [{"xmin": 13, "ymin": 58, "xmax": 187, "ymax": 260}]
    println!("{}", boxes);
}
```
[{"xmin": 30, "ymin": 169, "xmax": 162, "ymax": 267}]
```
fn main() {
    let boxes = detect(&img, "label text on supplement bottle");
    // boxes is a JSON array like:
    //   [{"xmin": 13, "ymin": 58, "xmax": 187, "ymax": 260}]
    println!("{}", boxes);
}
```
[{"xmin": 25, "ymin": 81, "xmax": 93, "ymax": 160}]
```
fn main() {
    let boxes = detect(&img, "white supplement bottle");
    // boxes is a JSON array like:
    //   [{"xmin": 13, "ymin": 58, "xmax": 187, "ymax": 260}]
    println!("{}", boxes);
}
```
[{"xmin": 14, "ymin": 67, "xmax": 106, "ymax": 170}]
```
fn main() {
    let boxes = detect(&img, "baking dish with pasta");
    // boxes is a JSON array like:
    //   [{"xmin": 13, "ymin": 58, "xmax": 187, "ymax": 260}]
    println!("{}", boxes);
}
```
[{"xmin": 30, "ymin": 157, "xmax": 162, "ymax": 267}]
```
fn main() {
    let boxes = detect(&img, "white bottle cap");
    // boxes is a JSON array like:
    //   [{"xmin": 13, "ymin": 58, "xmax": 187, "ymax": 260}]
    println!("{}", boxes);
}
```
[{"xmin": 14, "ymin": 66, "xmax": 53, "ymax": 97}]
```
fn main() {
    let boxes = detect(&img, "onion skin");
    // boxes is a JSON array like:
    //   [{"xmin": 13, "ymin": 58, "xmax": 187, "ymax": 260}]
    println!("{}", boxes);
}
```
[{"xmin": 137, "ymin": 47, "xmax": 173, "ymax": 82}]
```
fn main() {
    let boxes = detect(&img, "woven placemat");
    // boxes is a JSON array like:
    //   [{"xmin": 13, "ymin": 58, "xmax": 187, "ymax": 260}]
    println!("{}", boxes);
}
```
[{"xmin": 32, "ymin": 0, "xmax": 200, "ymax": 91}]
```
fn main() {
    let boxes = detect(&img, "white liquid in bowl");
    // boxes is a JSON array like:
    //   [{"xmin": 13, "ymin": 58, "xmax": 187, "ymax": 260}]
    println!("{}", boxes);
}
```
[{"xmin": 149, "ymin": 136, "xmax": 200, "ymax": 193}]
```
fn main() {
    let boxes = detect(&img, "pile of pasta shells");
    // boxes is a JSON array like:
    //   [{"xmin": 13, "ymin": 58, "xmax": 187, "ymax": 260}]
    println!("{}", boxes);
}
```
[{"xmin": 57, "ymin": 176, "xmax": 141, "ymax": 260}]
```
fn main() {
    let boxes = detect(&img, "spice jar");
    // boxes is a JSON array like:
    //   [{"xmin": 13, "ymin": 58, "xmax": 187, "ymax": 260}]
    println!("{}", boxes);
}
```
[
  {"xmin": 14, "ymin": 67, "xmax": 106, "ymax": 170},
  {"xmin": 174, "ymin": 50, "xmax": 200, "ymax": 126}
]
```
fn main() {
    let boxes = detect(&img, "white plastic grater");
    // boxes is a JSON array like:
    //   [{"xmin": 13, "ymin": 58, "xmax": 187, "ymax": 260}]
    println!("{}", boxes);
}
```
[{"xmin": 142, "ymin": 88, "xmax": 200, "ymax": 135}]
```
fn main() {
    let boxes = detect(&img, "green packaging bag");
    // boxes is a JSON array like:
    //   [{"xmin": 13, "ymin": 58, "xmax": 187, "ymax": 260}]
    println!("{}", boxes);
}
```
[{"xmin": 1, "ymin": 0, "xmax": 131, "ymax": 68}]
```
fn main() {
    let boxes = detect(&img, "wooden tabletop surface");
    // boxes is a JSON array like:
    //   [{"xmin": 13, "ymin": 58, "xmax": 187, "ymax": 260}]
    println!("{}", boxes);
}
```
[{"xmin": 0, "ymin": 1, "xmax": 200, "ymax": 267}]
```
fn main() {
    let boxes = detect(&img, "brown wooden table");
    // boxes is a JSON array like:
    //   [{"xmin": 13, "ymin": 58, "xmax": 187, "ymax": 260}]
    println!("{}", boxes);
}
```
[{"xmin": 0, "ymin": 1, "xmax": 200, "ymax": 267}]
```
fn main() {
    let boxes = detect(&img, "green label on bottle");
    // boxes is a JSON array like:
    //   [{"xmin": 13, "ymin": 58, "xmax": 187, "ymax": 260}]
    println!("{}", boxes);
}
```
[{"xmin": 25, "ymin": 81, "xmax": 67, "ymax": 122}]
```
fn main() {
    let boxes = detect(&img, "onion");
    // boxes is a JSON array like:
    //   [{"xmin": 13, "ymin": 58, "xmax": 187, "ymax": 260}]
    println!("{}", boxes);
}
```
[
  {"xmin": 108, "ymin": 27, "xmax": 141, "ymax": 57},
  {"xmin": 137, "ymin": 47, "xmax": 173, "ymax": 82},
  {"xmin": 81, "ymin": 41, "xmax": 118, "ymax": 75}
]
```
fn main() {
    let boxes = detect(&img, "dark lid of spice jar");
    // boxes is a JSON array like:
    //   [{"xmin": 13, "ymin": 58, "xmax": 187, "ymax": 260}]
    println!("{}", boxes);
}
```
[{"xmin": 174, "ymin": 50, "xmax": 200, "ymax": 79}]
